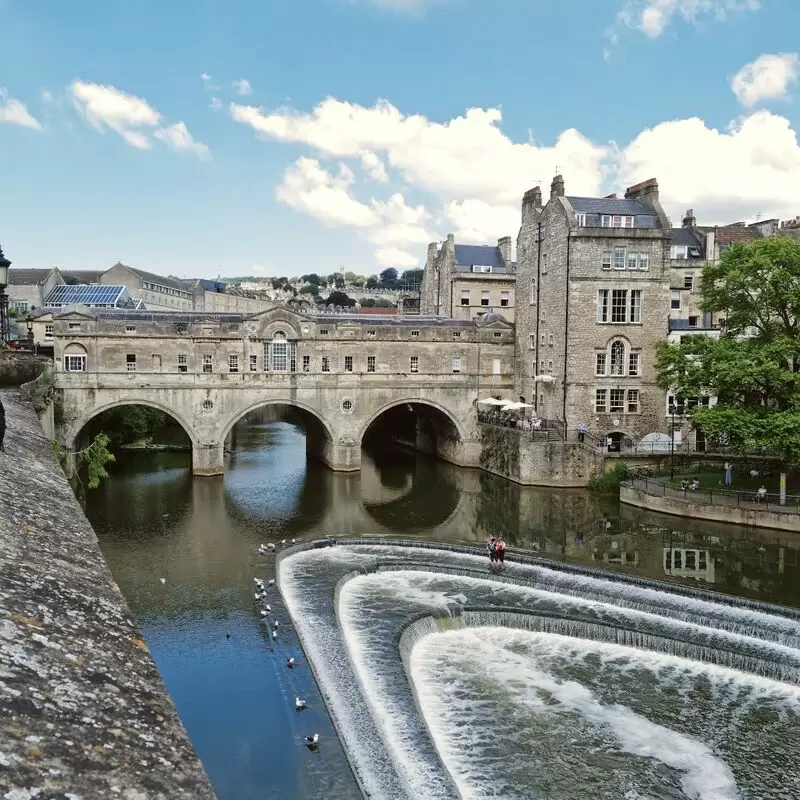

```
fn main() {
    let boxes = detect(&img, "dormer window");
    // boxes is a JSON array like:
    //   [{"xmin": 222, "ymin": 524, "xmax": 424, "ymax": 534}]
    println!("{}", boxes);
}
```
[
  {"xmin": 601, "ymin": 215, "xmax": 634, "ymax": 229},
  {"xmin": 471, "ymin": 265, "xmax": 493, "ymax": 273},
  {"xmin": 575, "ymin": 213, "xmax": 587, "ymax": 226}
]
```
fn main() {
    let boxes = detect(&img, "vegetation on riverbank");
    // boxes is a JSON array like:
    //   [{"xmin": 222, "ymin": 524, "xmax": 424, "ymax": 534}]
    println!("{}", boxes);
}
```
[{"xmin": 587, "ymin": 462, "xmax": 631, "ymax": 493}]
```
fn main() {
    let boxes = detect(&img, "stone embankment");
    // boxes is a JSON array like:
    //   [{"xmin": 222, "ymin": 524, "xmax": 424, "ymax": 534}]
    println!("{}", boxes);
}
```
[{"xmin": 0, "ymin": 389, "xmax": 215, "ymax": 799}]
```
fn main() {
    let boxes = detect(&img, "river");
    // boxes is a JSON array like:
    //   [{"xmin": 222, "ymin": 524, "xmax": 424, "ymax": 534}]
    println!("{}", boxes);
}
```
[{"xmin": 84, "ymin": 419, "xmax": 800, "ymax": 799}]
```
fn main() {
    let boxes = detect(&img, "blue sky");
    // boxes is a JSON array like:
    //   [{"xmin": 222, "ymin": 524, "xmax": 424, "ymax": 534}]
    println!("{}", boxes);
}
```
[{"xmin": 2, "ymin": 0, "xmax": 800, "ymax": 279}]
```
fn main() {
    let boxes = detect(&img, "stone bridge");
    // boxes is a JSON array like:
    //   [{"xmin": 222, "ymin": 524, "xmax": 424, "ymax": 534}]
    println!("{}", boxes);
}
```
[{"xmin": 51, "ymin": 306, "xmax": 515, "ymax": 475}]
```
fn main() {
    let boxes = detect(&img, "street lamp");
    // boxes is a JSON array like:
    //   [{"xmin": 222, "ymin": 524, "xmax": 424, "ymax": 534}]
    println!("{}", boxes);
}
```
[
  {"xmin": 25, "ymin": 313, "xmax": 34, "ymax": 347},
  {"xmin": 669, "ymin": 403, "xmax": 678, "ymax": 480},
  {"xmin": 0, "ymin": 245, "xmax": 10, "ymax": 345}
]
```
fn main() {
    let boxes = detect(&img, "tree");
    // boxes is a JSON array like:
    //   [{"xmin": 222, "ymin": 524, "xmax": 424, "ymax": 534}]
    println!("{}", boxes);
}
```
[
  {"xmin": 365, "ymin": 276, "xmax": 378, "ymax": 289},
  {"xmin": 325, "ymin": 291, "xmax": 356, "ymax": 307},
  {"xmin": 329, "ymin": 272, "xmax": 345, "ymax": 289},
  {"xmin": 344, "ymin": 271, "xmax": 358, "ymax": 283},
  {"xmin": 301, "ymin": 273, "xmax": 321, "ymax": 286},
  {"xmin": 379, "ymin": 267, "xmax": 399, "ymax": 286},
  {"xmin": 399, "ymin": 269, "xmax": 423, "ymax": 286},
  {"xmin": 299, "ymin": 284, "xmax": 319, "ymax": 295},
  {"xmin": 360, "ymin": 298, "xmax": 376, "ymax": 307},
  {"xmin": 656, "ymin": 237, "xmax": 800, "ymax": 464}
]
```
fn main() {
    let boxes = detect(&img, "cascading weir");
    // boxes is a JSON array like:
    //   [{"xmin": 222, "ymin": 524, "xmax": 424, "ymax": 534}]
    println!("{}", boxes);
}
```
[{"xmin": 277, "ymin": 540, "xmax": 800, "ymax": 800}]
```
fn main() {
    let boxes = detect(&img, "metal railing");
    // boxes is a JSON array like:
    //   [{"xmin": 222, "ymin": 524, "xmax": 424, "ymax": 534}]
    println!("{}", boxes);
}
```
[
  {"xmin": 627, "ymin": 476, "xmax": 800, "ymax": 514},
  {"xmin": 477, "ymin": 412, "xmax": 565, "ymax": 441}
]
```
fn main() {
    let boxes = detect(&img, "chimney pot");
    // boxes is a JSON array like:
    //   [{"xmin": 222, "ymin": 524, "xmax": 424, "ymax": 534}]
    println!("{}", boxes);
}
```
[{"xmin": 550, "ymin": 174, "xmax": 565, "ymax": 200}]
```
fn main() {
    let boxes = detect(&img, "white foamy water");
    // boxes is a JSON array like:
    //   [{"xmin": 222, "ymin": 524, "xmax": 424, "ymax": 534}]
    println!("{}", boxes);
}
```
[
  {"xmin": 411, "ymin": 628, "xmax": 800, "ymax": 799},
  {"xmin": 279, "ymin": 544, "xmax": 800, "ymax": 800}
]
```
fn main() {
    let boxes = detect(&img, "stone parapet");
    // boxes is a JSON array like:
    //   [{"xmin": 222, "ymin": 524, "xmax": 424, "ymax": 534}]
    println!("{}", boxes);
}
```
[{"xmin": 0, "ymin": 389, "xmax": 215, "ymax": 799}]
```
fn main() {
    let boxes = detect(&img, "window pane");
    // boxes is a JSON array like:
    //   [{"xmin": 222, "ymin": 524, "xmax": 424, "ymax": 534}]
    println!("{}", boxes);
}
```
[
  {"xmin": 601, "ymin": 251, "xmax": 612, "ymax": 269},
  {"xmin": 628, "ymin": 352, "xmax": 640, "ymax": 376},
  {"xmin": 610, "ymin": 341, "xmax": 625, "ymax": 375},
  {"xmin": 597, "ymin": 290, "xmax": 609, "ymax": 322},
  {"xmin": 610, "ymin": 389, "xmax": 624, "ymax": 412},
  {"xmin": 630, "ymin": 290, "xmax": 642, "ymax": 323},
  {"xmin": 638, "ymin": 253, "xmax": 649, "ymax": 270},
  {"xmin": 595, "ymin": 352, "xmax": 606, "ymax": 375},
  {"xmin": 614, "ymin": 247, "xmax": 626, "ymax": 269},
  {"xmin": 627, "ymin": 389, "xmax": 639, "ymax": 413},
  {"xmin": 671, "ymin": 290, "xmax": 681, "ymax": 310},
  {"xmin": 595, "ymin": 389, "xmax": 607, "ymax": 412},
  {"xmin": 611, "ymin": 290, "xmax": 627, "ymax": 323}
]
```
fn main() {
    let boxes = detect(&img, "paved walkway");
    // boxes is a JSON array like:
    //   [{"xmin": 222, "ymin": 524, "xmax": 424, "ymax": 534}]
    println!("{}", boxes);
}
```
[{"xmin": 0, "ymin": 389, "xmax": 215, "ymax": 799}]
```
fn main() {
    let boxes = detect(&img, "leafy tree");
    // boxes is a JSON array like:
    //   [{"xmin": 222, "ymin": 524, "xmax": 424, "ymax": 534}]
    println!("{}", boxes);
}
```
[
  {"xmin": 299, "ymin": 284, "xmax": 319, "ymax": 295},
  {"xmin": 360, "ymin": 298, "xmax": 376, "ymax": 307},
  {"xmin": 379, "ymin": 267, "xmax": 399, "ymax": 285},
  {"xmin": 373, "ymin": 298, "xmax": 396, "ymax": 308},
  {"xmin": 365, "ymin": 276, "xmax": 378, "ymax": 289},
  {"xmin": 656, "ymin": 237, "xmax": 800, "ymax": 464},
  {"xmin": 325, "ymin": 290, "xmax": 356, "ymax": 307},
  {"xmin": 329, "ymin": 272, "xmax": 345, "ymax": 289},
  {"xmin": 301, "ymin": 273, "xmax": 322, "ymax": 286},
  {"xmin": 399, "ymin": 269, "xmax": 423, "ymax": 286},
  {"xmin": 53, "ymin": 432, "xmax": 115, "ymax": 490},
  {"xmin": 344, "ymin": 271, "xmax": 358, "ymax": 283}
]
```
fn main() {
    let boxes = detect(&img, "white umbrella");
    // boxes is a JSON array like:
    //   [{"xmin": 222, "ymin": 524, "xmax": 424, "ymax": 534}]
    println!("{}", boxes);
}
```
[
  {"xmin": 501, "ymin": 402, "xmax": 528, "ymax": 411},
  {"xmin": 478, "ymin": 397, "xmax": 506, "ymax": 406}
]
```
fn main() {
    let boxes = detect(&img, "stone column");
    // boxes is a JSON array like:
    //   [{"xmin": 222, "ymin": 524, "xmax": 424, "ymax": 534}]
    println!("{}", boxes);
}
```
[{"xmin": 192, "ymin": 441, "xmax": 225, "ymax": 477}]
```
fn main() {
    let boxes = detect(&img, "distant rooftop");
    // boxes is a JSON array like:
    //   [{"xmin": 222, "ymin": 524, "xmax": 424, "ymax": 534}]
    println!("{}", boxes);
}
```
[
  {"xmin": 568, "ymin": 196, "xmax": 660, "ymax": 229},
  {"xmin": 454, "ymin": 244, "xmax": 507, "ymax": 273},
  {"xmin": 110, "ymin": 262, "xmax": 191, "ymax": 293},
  {"xmin": 8, "ymin": 268, "xmax": 54, "ymax": 286}
]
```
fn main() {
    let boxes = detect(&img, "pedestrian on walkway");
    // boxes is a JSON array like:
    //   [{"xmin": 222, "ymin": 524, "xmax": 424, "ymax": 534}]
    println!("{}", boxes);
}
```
[
  {"xmin": 724, "ymin": 461, "xmax": 733, "ymax": 486},
  {"xmin": 577, "ymin": 423, "xmax": 586, "ymax": 443}
]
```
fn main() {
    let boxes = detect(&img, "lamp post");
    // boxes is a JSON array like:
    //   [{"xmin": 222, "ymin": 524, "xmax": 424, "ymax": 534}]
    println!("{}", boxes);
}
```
[
  {"xmin": 25, "ymin": 313, "xmax": 34, "ymax": 348},
  {"xmin": 0, "ymin": 245, "xmax": 10, "ymax": 345},
  {"xmin": 669, "ymin": 403, "xmax": 677, "ymax": 480}
]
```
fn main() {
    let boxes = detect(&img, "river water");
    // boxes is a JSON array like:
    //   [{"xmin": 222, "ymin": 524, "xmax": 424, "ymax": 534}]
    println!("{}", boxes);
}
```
[{"xmin": 84, "ymin": 420, "xmax": 800, "ymax": 799}]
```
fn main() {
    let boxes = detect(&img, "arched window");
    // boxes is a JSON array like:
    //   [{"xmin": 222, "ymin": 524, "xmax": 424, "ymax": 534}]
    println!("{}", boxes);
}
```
[
  {"xmin": 63, "ymin": 342, "xmax": 88, "ymax": 373},
  {"xmin": 265, "ymin": 330, "xmax": 296, "ymax": 373},
  {"xmin": 610, "ymin": 340, "xmax": 625, "ymax": 376}
]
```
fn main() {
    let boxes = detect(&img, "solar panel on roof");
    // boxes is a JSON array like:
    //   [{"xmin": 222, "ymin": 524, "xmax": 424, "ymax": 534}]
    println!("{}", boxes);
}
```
[{"xmin": 44, "ymin": 284, "xmax": 126, "ymax": 307}]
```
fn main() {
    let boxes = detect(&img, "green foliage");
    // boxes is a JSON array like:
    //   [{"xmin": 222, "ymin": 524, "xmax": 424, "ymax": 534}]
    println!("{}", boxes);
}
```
[
  {"xmin": 656, "ymin": 237, "xmax": 800, "ymax": 465},
  {"xmin": 365, "ymin": 276, "xmax": 378, "ymax": 289},
  {"xmin": 300, "ymin": 273, "xmax": 322, "ymax": 286},
  {"xmin": 298, "ymin": 284, "xmax": 319, "ymax": 296},
  {"xmin": 26, "ymin": 364, "xmax": 56, "ymax": 414},
  {"xmin": 325, "ymin": 290, "xmax": 356, "ymax": 307},
  {"xmin": 359, "ymin": 298, "xmax": 395, "ymax": 308},
  {"xmin": 399, "ymin": 268, "xmax": 423, "ymax": 286},
  {"xmin": 587, "ymin": 462, "xmax": 631, "ymax": 493},
  {"xmin": 478, "ymin": 425, "xmax": 520, "ymax": 478},
  {"xmin": 52, "ymin": 432, "xmax": 115, "ymax": 491}
]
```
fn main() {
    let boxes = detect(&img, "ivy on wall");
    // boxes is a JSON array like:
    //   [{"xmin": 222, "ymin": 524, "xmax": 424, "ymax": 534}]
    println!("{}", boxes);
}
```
[{"xmin": 479, "ymin": 425, "xmax": 520, "ymax": 480}]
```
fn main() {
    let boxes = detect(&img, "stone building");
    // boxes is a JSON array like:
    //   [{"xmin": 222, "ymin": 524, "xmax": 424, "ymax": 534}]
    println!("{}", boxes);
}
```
[
  {"xmin": 421, "ymin": 234, "xmax": 516, "ymax": 322},
  {"xmin": 51, "ymin": 305, "xmax": 515, "ymax": 476},
  {"xmin": 514, "ymin": 175, "xmax": 672, "ymax": 449}
]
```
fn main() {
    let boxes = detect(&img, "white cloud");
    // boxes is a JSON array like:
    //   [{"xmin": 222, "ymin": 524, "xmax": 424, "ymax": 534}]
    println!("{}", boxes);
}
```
[
  {"xmin": 618, "ymin": 111, "xmax": 800, "ymax": 223},
  {"xmin": 70, "ymin": 80, "xmax": 209, "ymax": 158},
  {"xmin": 209, "ymin": 96, "xmax": 223, "ymax": 112},
  {"xmin": 200, "ymin": 72, "xmax": 217, "ymax": 90},
  {"xmin": 277, "ymin": 157, "xmax": 379, "ymax": 228},
  {"xmin": 610, "ymin": 0, "xmax": 760, "ymax": 44},
  {"xmin": 70, "ymin": 80, "xmax": 160, "ymax": 148},
  {"xmin": 0, "ymin": 89, "xmax": 42, "ymax": 130},
  {"xmin": 360, "ymin": 150, "xmax": 389, "ymax": 181},
  {"xmin": 233, "ymin": 79, "xmax": 252, "ymax": 96},
  {"xmin": 731, "ymin": 53, "xmax": 800, "ymax": 107},
  {"xmin": 154, "ymin": 122, "xmax": 211, "ymax": 160},
  {"xmin": 238, "ymin": 93, "xmax": 800, "ymax": 267}
]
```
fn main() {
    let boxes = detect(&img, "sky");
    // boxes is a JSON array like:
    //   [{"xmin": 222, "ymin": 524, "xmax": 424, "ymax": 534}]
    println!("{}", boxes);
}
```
[{"xmin": 2, "ymin": 0, "xmax": 800, "ymax": 280}]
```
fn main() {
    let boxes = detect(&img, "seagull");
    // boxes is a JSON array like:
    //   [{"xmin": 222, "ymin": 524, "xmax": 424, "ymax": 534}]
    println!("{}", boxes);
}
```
[
  {"xmin": 281, "ymin": 539, "xmax": 286, "ymax": 546},
  {"xmin": 160, "ymin": 578, "xmax": 166, "ymax": 585},
  {"xmin": 254, "ymin": 592, "xmax": 263, "ymax": 601},
  {"xmin": 291, "ymin": 538, "xmax": 296, "ymax": 544},
  {"xmin": 264, "ymin": 604, "xmax": 271, "ymax": 613},
  {"xmin": 268, "ymin": 579, "xmax": 275, "ymax": 586},
  {"xmin": 305, "ymin": 734, "xmax": 319, "ymax": 748},
  {"xmin": 287, "ymin": 657, "xmax": 295, "ymax": 668},
  {"xmin": 271, "ymin": 630, "xmax": 277, "ymax": 640},
  {"xmin": 260, "ymin": 609, "xmax": 268, "ymax": 618},
  {"xmin": 295, "ymin": 697, "xmax": 306, "ymax": 710},
  {"xmin": 253, "ymin": 578, "xmax": 261, "ymax": 585},
  {"xmin": 273, "ymin": 620, "xmax": 279, "ymax": 628},
  {"xmin": 267, "ymin": 542, "xmax": 276, "ymax": 550}
]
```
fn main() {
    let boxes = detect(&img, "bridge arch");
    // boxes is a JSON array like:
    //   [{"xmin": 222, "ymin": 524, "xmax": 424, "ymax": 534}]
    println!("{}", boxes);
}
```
[
  {"xmin": 220, "ymin": 399, "xmax": 335, "ymax": 444},
  {"xmin": 66, "ymin": 398, "xmax": 200, "ymax": 450},
  {"xmin": 360, "ymin": 398, "xmax": 466, "ymax": 443}
]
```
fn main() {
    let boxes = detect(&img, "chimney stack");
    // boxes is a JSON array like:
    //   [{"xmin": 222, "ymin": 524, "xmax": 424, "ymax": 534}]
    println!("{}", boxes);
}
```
[
  {"xmin": 682, "ymin": 208, "xmax": 696, "ymax": 228},
  {"xmin": 550, "ymin": 174, "xmax": 565, "ymax": 200},
  {"xmin": 497, "ymin": 236, "xmax": 512, "ymax": 265},
  {"xmin": 522, "ymin": 186, "xmax": 542, "ymax": 210},
  {"xmin": 624, "ymin": 178, "xmax": 659, "ymax": 206}
]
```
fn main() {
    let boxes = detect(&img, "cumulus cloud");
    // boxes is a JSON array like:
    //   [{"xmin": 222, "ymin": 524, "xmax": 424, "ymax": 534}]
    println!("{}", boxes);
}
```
[
  {"xmin": 154, "ymin": 122, "xmax": 211, "ymax": 160},
  {"xmin": 0, "ymin": 89, "xmax": 42, "ymax": 130},
  {"xmin": 731, "ymin": 53, "xmax": 799, "ymax": 107},
  {"xmin": 618, "ymin": 111, "xmax": 800, "ymax": 223},
  {"xmin": 70, "ymin": 80, "xmax": 209, "ymax": 158},
  {"xmin": 209, "ymin": 96, "xmax": 223, "ymax": 112},
  {"xmin": 360, "ymin": 150, "xmax": 389, "ymax": 182},
  {"xmin": 236, "ymin": 93, "xmax": 800, "ymax": 267},
  {"xmin": 233, "ymin": 79, "xmax": 252, "ymax": 96}
]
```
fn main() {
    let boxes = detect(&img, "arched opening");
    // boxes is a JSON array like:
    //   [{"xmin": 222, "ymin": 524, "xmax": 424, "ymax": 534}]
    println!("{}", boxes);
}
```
[
  {"xmin": 71, "ymin": 401, "xmax": 194, "ymax": 499},
  {"xmin": 361, "ymin": 401, "xmax": 463, "ymax": 463}
]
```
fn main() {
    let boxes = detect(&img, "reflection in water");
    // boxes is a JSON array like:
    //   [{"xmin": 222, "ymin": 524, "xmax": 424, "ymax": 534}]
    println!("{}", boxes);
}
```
[{"xmin": 85, "ymin": 421, "xmax": 800, "ymax": 799}]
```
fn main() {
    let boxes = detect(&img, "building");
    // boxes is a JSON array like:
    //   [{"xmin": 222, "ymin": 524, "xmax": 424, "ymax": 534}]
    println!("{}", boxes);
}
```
[
  {"xmin": 44, "ymin": 284, "xmax": 138, "ymax": 310},
  {"xmin": 421, "ymin": 235, "xmax": 516, "ymax": 322},
  {"xmin": 514, "ymin": 175, "xmax": 672, "ymax": 449},
  {"xmin": 6, "ymin": 268, "xmax": 62, "ymax": 313},
  {"xmin": 100, "ymin": 263, "xmax": 195, "ymax": 312}
]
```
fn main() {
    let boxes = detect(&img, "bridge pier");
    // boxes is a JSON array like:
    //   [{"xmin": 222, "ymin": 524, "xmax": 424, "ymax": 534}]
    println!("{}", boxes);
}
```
[
  {"xmin": 321, "ymin": 438, "xmax": 361, "ymax": 472},
  {"xmin": 193, "ymin": 441, "xmax": 225, "ymax": 477}
]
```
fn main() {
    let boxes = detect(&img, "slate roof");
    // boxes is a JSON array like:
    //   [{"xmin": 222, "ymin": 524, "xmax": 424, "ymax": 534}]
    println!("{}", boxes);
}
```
[
  {"xmin": 111, "ymin": 262, "xmax": 191, "ymax": 293},
  {"xmin": 454, "ymin": 245, "xmax": 505, "ymax": 269},
  {"xmin": 7, "ymin": 268, "xmax": 54, "ymax": 286},
  {"xmin": 568, "ymin": 196, "xmax": 654, "ymax": 216},
  {"xmin": 61, "ymin": 270, "xmax": 104, "ymax": 285}
]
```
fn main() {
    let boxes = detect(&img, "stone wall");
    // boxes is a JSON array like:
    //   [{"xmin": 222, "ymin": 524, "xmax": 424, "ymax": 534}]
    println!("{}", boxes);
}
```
[
  {"xmin": 477, "ymin": 425, "xmax": 604, "ymax": 487},
  {"xmin": 0, "ymin": 390, "xmax": 215, "ymax": 799}
]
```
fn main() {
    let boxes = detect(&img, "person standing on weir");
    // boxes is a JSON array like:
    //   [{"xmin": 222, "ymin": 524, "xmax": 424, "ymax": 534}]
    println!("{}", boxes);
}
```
[{"xmin": 0, "ymin": 398, "xmax": 6, "ymax": 452}]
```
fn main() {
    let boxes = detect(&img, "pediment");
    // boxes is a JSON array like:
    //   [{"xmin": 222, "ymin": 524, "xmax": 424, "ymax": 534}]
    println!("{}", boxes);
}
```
[
  {"xmin": 244, "ymin": 305, "xmax": 311, "ymax": 339},
  {"xmin": 51, "ymin": 306, "xmax": 97, "ymax": 321}
]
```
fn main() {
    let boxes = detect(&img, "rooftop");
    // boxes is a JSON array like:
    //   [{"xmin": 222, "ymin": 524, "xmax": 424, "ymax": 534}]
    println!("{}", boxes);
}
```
[
  {"xmin": 454, "ymin": 244, "xmax": 507, "ymax": 273},
  {"xmin": 45, "ymin": 284, "xmax": 136, "ymax": 308},
  {"xmin": 7, "ymin": 268, "xmax": 55, "ymax": 286},
  {"xmin": 110, "ymin": 262, "xmax": 192, "ymax": 293},
  {"xmin": 61, "ymin": 269, "xmax": 104, "ymax": 285}
]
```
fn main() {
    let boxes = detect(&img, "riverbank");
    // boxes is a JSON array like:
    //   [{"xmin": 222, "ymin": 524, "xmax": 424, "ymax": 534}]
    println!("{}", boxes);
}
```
[{"xmin": 0, "ymin": 390, "xmax": 215, "ymax": 798}]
